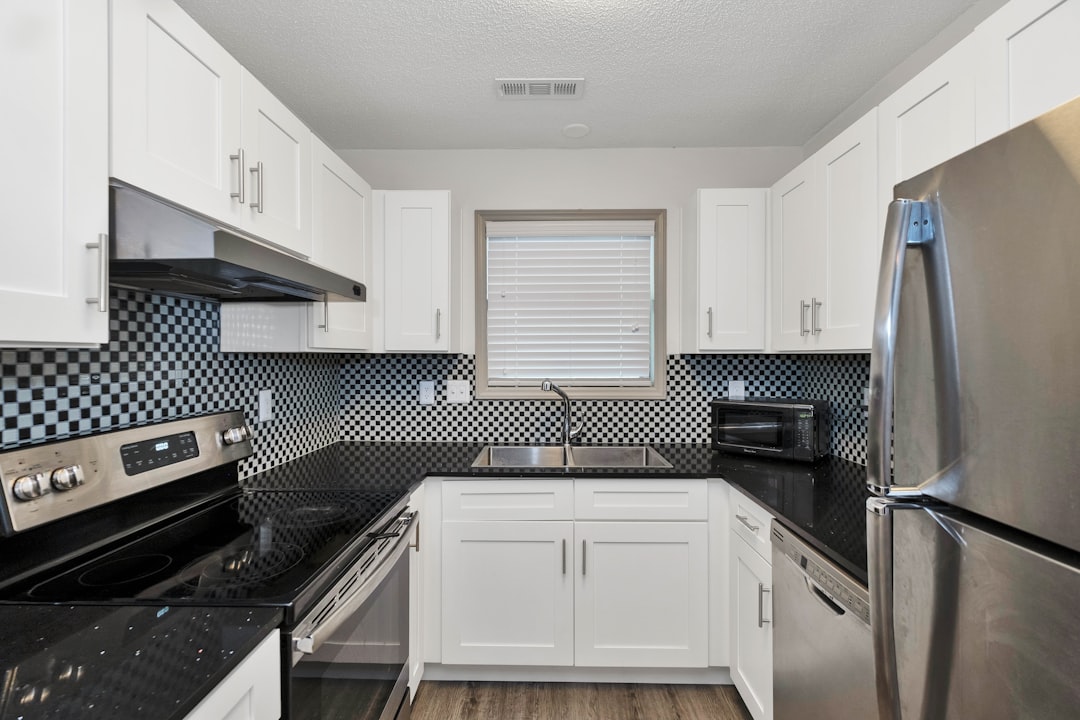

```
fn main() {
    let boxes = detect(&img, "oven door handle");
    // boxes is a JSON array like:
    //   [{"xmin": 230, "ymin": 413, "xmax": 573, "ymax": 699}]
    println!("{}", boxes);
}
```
[{"xmin": 293, "ymin": 511, "xmax": 415, "ymax": 660}]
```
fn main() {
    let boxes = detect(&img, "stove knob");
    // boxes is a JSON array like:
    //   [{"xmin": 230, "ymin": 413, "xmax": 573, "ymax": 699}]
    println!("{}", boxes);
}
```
[
  {"xmin": 222, "ymin": 425, "xmax": 253, "ymax": 445},
  {"xmin": 51, "ymin": 465, "xmax": 85, "ymax": 491},
  {"xmin": 12, "ymin": 472, "xmax": 50, "ymax": 501}
]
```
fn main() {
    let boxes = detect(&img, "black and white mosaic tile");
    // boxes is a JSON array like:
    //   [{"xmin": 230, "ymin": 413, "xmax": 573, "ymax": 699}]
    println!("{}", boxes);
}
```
[
  {"xmin": 1, "ymin": 289, "xmax": 339, "ymax": 477},
  {"xmin": 340, "ymin": 353, "xmax": 871, "ymax": 464}
]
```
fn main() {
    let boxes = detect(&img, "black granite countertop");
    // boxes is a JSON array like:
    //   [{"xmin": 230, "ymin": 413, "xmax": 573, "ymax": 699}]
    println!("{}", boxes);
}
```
[{"xmin": 0, "ymin": 604, "xmax": 281, "ymax": 720}]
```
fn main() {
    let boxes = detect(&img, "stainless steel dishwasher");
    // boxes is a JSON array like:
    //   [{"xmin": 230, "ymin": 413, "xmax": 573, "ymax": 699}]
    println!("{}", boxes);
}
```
[{"xmin": 771, "ymin": 521, "xmax": 877, "ymax": 720}]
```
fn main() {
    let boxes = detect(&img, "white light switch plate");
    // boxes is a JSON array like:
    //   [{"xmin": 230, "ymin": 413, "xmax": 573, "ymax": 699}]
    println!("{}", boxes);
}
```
[
  {"xmin": 446, "ymin": 379, "xmax": 471, "ymax": 404},
  {"xmin": 258, "ymin": 389, "xmax": 274, "ymax": 422},
  {"xmin": 728, "ymin": 380, "xmax": 746, "ymax": 400},
  {"xmin": 418, "ymin": 381, "xmax": 435, "ymax": 405}
]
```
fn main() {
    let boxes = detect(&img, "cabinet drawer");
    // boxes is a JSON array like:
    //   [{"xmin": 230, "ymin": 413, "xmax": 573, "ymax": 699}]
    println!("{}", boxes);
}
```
[
  {"xmin": 574, "ymin": 478, "xmax": 707, "ymax": 520},
  {"xmin": 443, "ymin": 479, "xmax": 573, "ymax": 521},
  {"xmin": 730, "ymin": 487, "xmax": 775, "ymax": 561}
]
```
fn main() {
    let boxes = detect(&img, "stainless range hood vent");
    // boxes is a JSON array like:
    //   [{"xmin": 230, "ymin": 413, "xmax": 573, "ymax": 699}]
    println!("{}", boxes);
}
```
[{"xmin": 109, "ymin": 184, "xmax": 366, "ymax": 303}]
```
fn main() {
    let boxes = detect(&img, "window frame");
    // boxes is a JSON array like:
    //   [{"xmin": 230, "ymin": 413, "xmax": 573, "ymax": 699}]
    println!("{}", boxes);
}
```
[{"xmin": 474, "ymin": 208, "xmax": 667, "ymax": 400}]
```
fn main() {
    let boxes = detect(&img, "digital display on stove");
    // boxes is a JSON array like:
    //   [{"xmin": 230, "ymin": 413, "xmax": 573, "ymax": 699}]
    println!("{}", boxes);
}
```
[{"xmin": 120, "ymin": 432, "xmax": 199, "ymax": 476}]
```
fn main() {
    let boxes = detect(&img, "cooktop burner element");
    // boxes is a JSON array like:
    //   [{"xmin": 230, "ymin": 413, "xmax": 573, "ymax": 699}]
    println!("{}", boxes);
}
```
[
  {"xmin": 265, "ymin": 501, "xmax": 362, "ymax": 529},
  {"xmin": 78, "ymin": 553, "xmax": 175, "ymax": 588},
  {"xmin": 180, "ymin": 541, "xmax": 305, "ymax": 590}
]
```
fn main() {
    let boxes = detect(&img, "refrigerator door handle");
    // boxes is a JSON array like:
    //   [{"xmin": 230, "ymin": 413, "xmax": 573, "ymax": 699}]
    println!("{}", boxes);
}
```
[
  {"xmin": 868, "ymin": 497, "xmax": 902, "ymax": 720},
  {"xmin": 868, "ymin": 199, "xmax": 933, "ymax": 495}
]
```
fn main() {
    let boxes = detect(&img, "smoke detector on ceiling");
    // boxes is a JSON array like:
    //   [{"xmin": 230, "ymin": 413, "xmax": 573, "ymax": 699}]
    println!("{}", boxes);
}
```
[{"xmin": 496, "ymin": 78, "xmax": 585, "ymax": 100}]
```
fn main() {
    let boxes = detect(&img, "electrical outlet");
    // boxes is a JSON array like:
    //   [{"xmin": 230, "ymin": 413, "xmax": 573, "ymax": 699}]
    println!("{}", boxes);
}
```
[
  {"xmin": 728, "ymin": 380, "xmax": 746, "ymax": 400},
  {"xmin": 446, "ymin": 379, "xmax": 471, "ymax": 404},
  {"xmin": 418, "ymin": 381, "xmax": 435, "ymax": 405},
  {"xmin": 258, "ymin": 389, "xmax": 274, "ymax": 422},
  {"xmin": 863, "ymin": 385, "xmax": 871, "ymax": 408}
]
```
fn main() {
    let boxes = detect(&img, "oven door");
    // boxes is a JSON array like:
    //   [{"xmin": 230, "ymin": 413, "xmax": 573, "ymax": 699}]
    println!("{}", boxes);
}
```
[
  {"xmin": 712, "ymin": 403, "xmax": 793, "ymax": 458},
  {"xmin": 286, "ymin": 511, "xmax": 413, "ymax": 720}
]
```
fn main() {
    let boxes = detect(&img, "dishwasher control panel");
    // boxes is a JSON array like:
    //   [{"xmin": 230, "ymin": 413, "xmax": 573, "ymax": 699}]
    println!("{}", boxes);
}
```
[{"xmin": 771, "ymin": 522, "xmax": 870, "ymax": 625}]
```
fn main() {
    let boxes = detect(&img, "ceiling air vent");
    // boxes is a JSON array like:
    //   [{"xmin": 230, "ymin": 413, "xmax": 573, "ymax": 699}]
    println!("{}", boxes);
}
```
[{"xmin": 496, "ymin": 78, "xmax": 584, "ymax": 100}]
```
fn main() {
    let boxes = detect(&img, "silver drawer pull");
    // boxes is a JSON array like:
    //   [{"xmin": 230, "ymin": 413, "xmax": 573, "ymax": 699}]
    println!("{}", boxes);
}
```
[
  {"xmin": 736, "ymin": 514, "xmax": 760, "ymax": 532},
  {"xmin": 757, "ymin": 582, "xmax": 772, "ymax": 627}
]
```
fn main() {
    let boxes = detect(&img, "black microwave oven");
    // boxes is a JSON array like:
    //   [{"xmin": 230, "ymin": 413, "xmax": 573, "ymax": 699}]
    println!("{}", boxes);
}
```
[{"xmin": 710, "ymin": 398, "xmax": 830, "ymax": 462}]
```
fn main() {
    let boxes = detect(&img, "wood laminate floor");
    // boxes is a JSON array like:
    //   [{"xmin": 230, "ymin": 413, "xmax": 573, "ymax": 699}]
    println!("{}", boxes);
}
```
[{"xmin": 411, "ymin": 681, "xmax": 753, "ymax": 720}]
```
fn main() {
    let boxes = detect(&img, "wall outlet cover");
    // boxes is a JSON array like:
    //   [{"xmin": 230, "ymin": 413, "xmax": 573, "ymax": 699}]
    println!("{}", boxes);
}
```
[
  {"xmin": 728, "ymin": 380, "xmax": 746, "ymax": 400},
  {"xmin": 418, "ymin": 381, "xmax": 435, "ymax": 405},
  {"xmin": 258, "ymin": 389, "xmax": 274, "ymax": 422},
  {"xmin": 446, "ymin": 379, "xmax": 471, "ymax": 404}
]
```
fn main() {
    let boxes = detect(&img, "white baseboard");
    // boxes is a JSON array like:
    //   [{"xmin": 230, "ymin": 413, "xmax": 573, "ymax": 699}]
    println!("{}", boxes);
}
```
[{"xmin": 422, "ymin": 663, "xmax": 733, "ymax": 685}]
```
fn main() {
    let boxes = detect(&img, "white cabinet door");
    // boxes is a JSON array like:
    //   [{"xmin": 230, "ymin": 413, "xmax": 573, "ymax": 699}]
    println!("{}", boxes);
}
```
[
  {"xmin": 307, "ymin": 137, "xmax": 374, "ymax": 350},
  {"xmin": 878, "ymin": 36, "xmax": 977, "ymax": 212},
  {"xmin": 730, "ymin": 534, "xmax": 773, "ymax": 720},
  {"xmin": 382, "ymin": 190, "xmax": 451, "ymax": 352},
  {"xmin": 770, "ymin": 159, "xmax": 820, "ymax": 351},
  {"xmin": 813, "ymin": 109, "xmax": 879, "ymax": 351},
  {"xmin": 974, "ymin": 0, "xmax": 1080, "ymax": 142},
  {"xmin": 1, "ymin": 0, "xmax": 109, "ymax": 348},
  {"xmin": 575, "ymin": 522, "xmax": 708, "ymax": 668},
  {"xmin": 408, "ymin": 486, "xmax": 425, "ymax": 702},
  {"xmin": 239, "ymin": 70, "xmax": 312, "ymax": 258},
  {"xmin": 441, "ymin": 521, "xmax": 574, "ymax": 666},
  {"xmin": 110, "ymin": 0, "xmax": 244, "ymax": 226},
  {"xmin": 694, "ymin": 189, "xmax": 767, "ymax": 352},
  {"xmin": 182, "ymin": 630, "xmax": 281, "ymax": 720}
]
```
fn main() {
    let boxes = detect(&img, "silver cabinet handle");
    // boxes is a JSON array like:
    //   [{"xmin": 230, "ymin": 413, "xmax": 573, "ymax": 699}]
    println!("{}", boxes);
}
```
[
  {"xmin": 757, "ymin": 582, "xmax": 771, "ymax": 627},
  {"xmin": 317, "ymin": 299, "xmax": 329, "ymax": 331},
  {"xmin": 736, "ymin": 514, "xmax": 760, "ymax": 532},
  {"xmin": 562, "ymin": 539, "xmax": 566, "ymax": 575},
  {"xmin": 582, "ymin": 539, "xmax": 586, "ymax": 576},
  {"xmin": 229, "ymin": 148, "xmax": 245, "ymax": 204},
  {"xmin": 409, "ymin": 516, "xmax": 420, "ymax": 553},
  {"xmin": 812, "ymin": 297, "xmax": 822, "ymax": 335},
  {"xmin": 435, "ymin": 308, "xmax": 442, "ymax": 340},
  {"xmin": 706, "ymin": 306, "xmax": 714, "ymax": 339},
  {"xmin": 799, "ymin": 300, "xmax": 810, "ymax": 336},
  {"xmin": 85, "ymin": 234, "xmax": 108, "ymax": 312},
  {"xmin": 249, "ymin": 161, "xmax": 264, "ymax": 213}
]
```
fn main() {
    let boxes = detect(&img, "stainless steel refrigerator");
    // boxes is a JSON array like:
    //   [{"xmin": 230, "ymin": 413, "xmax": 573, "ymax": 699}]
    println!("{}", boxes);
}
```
[{"xmin": 867, "ymin": 94, "xmax": 1080, "ymax": 719}]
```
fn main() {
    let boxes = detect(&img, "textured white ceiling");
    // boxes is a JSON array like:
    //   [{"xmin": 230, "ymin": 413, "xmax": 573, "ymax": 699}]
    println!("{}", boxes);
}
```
[{"xmin": 174, "ymin": 0, "xmax": 981, "ymax": 151}]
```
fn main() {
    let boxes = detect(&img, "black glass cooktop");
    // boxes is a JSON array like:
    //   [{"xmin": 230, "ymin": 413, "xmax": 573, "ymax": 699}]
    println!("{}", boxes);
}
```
[{"xmin": 19, "ymin": 489, "xmax": 403, "ymax": 607}]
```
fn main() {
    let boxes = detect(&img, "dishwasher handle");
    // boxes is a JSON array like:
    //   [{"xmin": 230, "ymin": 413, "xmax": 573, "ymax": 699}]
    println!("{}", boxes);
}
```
[{"xmin": 804, "ymin": 575, "xmax": 846, "ymax": 616}]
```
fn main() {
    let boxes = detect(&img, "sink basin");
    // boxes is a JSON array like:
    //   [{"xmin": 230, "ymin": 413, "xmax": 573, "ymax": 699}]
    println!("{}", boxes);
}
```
[{"xmin": 471, "ymin": 445, "xmax": 672, "ymax": 469}]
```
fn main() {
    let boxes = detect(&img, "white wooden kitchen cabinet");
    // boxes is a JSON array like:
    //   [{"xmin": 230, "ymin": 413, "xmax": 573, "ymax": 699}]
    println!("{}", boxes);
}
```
[
  {"xmin": 771, "ymin": 110, "xmax": 878, "ymax": 352},
  {"xmin": 110, "ymin": 0, "xmax": 245, "ymax": 229},
  {"xmin": 111, "ymin": 0, "xmax": 312, "ymax": 258},
  {"xmin": 973, "ymin": 0, "xmax": 1080, "ymax": 143},
  {"xmin": 380, "ymin": 190, "xmax": 452, "ymax": 352},
  {"xmin": 729, "ymin": 489, "xmax": 774, "ymax": 720},
  {"xmin": 685, "ymin": 189, "xmax": 768, "ymax": 352},
  {"xmin": 1, "ymin": 0, "xmax": 110, "ymax": 348},
  {"xmin": 575, "ymin": 521, "xmax": 708, "ymax": 668},
  {"xmin": 877, "ymin": 36, "xmax": 977, "ymax": 215},
  {"xmin": 408, "ymin": 485, "xmax": 425, "ymax": 701},
  {"xmin": 707, "ymin": 478, "xmax": 731, "ymax": 668},
  {"xmin": 182, "ymin": 629, "xmax": 281, "ymax": 720}
]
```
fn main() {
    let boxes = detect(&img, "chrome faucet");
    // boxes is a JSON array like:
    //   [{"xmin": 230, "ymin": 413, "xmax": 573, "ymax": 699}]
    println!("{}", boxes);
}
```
[{"xmin": 541, "ymin": 379, "xmax": 584, "ymax": 445}]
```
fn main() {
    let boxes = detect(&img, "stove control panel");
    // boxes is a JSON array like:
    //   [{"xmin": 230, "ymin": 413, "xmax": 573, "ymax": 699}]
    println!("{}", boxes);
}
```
[{"xmin": 0, "ymin": 411, "xmax": 252, "ymax": 536}]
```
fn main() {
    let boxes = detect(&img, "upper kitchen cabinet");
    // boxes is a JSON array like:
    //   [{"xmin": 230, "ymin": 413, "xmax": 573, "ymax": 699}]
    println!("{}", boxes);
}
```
[
  {"xmin": 380, "ymin": 190, "xmax": 452, "ymax": 352},
  {"xmin": 110, "ymin": 0, "xmax": 244, "ymax": 227},
  {"xmin": 973, "ymin": 0, "xmax": 1080, "ymax": 143},
  {"xmin": 771, "ymin": 110, "xmax": 878, "ymax": 352},
  {"xmin": 110, "ymin": 0, "xmax": 312, "ymax": 258},
  {"xmin": 685, "ymin": 189, "xmax": 767, "ymax": 352},
  {"xmin": 1, "ymin": 0, "xmax": 110, "ymax": 348},
  {"xmin": 878, "ymin": 37, "xmax": 976, "ymax": 211}
]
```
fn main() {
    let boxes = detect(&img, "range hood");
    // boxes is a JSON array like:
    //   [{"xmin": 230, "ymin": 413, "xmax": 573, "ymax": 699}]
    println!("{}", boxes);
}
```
[{"xmin": 109, "ymin": 184, "xmax": 366, "ymax": 303}]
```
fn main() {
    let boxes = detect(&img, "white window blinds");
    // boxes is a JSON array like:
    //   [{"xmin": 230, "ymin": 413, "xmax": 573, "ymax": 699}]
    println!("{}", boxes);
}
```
[{"xmin": 485, "ymin": 220, "xmax": 656, "ymax": 387}]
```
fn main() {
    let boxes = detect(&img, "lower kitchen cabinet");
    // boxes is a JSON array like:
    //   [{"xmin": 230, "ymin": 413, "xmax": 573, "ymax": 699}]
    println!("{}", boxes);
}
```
[
  {"xmin": 575, "ymin": 522, "xmax": 708, "ymax": 668},
  {"xmin": 730, "ymin": 491, "xmax": 775, "ymax": 720},
  {"xmin": 183, "ymin": 629, "xmax": 281, "ymax": 720},
  {"xmin": 441, "ymin": 520, "xmax": 575, "ymax": 666}
]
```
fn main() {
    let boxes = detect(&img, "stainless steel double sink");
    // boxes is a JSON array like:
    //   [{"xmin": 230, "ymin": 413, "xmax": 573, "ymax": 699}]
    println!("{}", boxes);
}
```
[{"xmin": 471, "ymin": 445, "xmax": 672, "ymax": 469}]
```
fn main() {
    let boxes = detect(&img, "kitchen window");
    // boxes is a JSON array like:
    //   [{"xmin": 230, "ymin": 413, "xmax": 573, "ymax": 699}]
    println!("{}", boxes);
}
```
[{"xmin": 474, "ymin": 209, "xmax": 666, "ymax": 400}]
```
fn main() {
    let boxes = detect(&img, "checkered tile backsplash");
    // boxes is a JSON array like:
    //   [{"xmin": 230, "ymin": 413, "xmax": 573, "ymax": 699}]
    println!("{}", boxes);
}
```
[
  {"xmin": 2, "ymin": 289, "xmax": 871, "ymax": 470},
  {"xmin": 1, "ymin": 290, "xmax": 339, "ymax": 477},
  {"xmin": 340, "ymin": 352, "xmax": 871, "ymax": 465}
]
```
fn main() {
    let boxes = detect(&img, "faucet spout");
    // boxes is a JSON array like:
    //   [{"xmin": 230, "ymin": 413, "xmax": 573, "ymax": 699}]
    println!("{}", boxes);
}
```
[{"xmin": 541, "ymin": 379, "xmax": 584, "ymax": 445}]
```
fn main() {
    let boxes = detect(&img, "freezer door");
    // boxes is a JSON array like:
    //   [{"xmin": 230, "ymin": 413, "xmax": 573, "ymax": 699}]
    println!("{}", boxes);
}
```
[
  {"xmin": 869, "ymin": 499, "xmax": 1080, "ymax": 719},
  {"xmin": 874, "ymin": 94, "xmax": 1080, "ymax": 554}
]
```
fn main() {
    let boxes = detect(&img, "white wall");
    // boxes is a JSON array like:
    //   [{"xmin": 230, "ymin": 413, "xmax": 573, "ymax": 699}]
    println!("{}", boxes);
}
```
[{"xmin": 338, "ymin": 146, "xmax": 801, "ymax": 353}]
